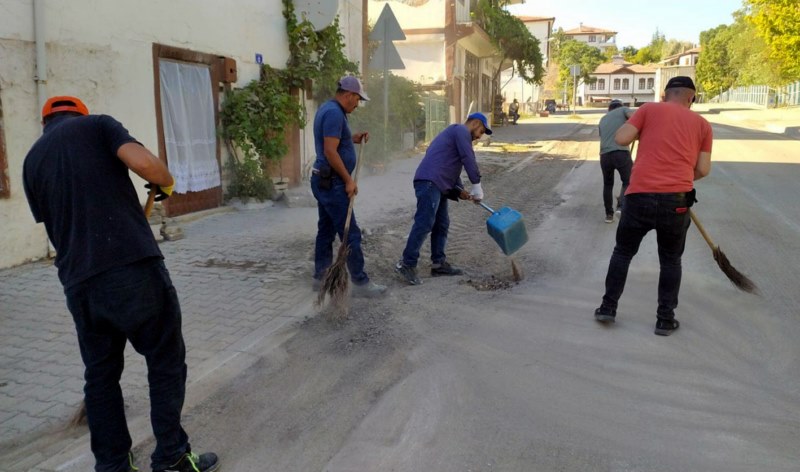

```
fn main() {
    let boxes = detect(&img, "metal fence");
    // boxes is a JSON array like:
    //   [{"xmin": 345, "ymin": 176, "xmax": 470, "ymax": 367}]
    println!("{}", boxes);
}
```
[
  {"xmin": 424, "ymin": 94, "xmax": 449, "ymax": 142},
  {"xmin": 711, "ymin": 80, "xmax": 800, "ymax": 108}
]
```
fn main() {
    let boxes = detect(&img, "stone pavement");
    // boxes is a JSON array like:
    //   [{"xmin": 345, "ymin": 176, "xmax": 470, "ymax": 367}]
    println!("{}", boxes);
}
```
[{"xmin": 0, "ymin": 202, "xmax": 322, "ymax": 450}]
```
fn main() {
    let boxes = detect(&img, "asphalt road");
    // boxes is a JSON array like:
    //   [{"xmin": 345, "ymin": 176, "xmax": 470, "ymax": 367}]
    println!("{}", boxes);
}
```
[{"xmin": 143, "ymin": 112, "xmax": 800, "ymax": 471}]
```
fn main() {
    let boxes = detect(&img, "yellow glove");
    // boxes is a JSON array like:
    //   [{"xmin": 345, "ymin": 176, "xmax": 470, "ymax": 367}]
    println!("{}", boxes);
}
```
[{"xmin": 145, "ymin": 177, "xmax": 175, "ymax": 201}]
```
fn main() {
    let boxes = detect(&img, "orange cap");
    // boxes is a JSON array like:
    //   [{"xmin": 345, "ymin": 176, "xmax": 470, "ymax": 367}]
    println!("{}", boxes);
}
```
[{"xmin": 41, "ymin": 96, "xmax": 89, "ymax": 119}]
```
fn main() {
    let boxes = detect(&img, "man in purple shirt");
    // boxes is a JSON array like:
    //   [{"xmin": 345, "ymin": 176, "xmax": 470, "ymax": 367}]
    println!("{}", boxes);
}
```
[{"xmin": 395, "ymin": 113, "xmax": 490, "ymax": 285}]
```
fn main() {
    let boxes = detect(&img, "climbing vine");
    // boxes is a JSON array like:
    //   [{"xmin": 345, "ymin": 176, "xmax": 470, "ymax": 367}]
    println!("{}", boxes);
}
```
[{"xmin": 220, "ymin": 0, "xmax": 359, "ymax": 200}]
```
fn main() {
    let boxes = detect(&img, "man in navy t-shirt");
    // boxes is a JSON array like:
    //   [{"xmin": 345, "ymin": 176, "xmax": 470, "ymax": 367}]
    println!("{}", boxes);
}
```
[
  {"xmin": 310, "ymin": 76, "xmax": 386, "ymax": 297},
  {"xmin": 394, "ymin": 113, "xmax": 490, "ymax": 285},
  {"xmin": 23, "ymin": 96, "xmax": 218, "ymax": 472}
]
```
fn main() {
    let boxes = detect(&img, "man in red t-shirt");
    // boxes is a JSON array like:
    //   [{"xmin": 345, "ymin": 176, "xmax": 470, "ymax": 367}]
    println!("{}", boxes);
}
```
[{"xmin": 594, "ymin": 76, "xmax": 712, "ymax": 336}]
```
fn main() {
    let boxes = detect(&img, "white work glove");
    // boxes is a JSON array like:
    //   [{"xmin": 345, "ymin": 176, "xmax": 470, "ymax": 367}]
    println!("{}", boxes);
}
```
[{"xmin": 470, "ymin": 182, "xmax": 484, "ymax": 201}]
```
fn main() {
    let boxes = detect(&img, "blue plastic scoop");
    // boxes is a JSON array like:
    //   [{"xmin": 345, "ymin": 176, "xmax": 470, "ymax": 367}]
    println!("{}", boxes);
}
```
[{"xmin": 477, "ymin": 201, "xmax": 529, "ymax": 255}]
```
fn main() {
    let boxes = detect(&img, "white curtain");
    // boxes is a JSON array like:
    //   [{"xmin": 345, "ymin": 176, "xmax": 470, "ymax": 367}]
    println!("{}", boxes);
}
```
[{"xmin": 159, "ymin": 60, "xmax": 221, "ymax": 193}]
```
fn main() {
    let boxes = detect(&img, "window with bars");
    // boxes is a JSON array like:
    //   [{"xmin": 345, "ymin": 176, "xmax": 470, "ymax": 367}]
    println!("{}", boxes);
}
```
[
  {"xmin": 464, "ymin": 51, "xmax": 480, "ymax": 111},
  {"xmin": 598, "ymin": 79, "xmax": 606, "ymax": 89},
  {"xmin": 647, "ymin": 78, "xmax": 654, "ymax": 89},
  {"xmin": 639, "ymin": 78, "xmax": 646, "ymax": 90},
  {"xmin": 622, "ymin": 78, "xmax": 629, "ymax": 90},
  {"xmin": 613, "ymin": 79, "xmax": 621, "ymax": 90},
  {"xmin": 590, "ymin": 82, "xmax": 597, "ymax": 90}
]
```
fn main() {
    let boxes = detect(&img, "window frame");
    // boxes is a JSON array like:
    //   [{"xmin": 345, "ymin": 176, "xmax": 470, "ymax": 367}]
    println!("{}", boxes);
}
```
[
  {"xmin": 0, "ymin": 93, "xmax": 9, "ymax": 199},
  {"xmin": 622, "ymin": 78, "xmax": 630, "ymax": 90},
  {"xmin": 613, "ymin": 78, "xmax": 621, "ymax": 90}
]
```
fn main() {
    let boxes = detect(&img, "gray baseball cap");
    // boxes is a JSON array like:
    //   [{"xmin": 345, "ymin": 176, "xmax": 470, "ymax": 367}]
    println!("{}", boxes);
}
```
[{"xmin": 338, "ymin": 76, "xmax": 370, "ymax": 101}]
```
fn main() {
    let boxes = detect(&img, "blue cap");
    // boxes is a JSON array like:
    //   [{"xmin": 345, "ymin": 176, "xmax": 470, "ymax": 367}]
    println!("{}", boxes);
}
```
[
  {"xmin": 467, "ymin": 112, "xmax": 492, "ymax": 135},
  {"xmin": 338, "ymin": 76, "xmax": 369, "ymax": 101}
]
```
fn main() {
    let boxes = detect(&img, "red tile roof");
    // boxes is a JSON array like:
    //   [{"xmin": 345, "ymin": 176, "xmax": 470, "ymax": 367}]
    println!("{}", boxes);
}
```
[
  {"xmin": 517, "ymin": 16, "xmax": 555, "ymax": 23},
  {"xmin": 593, "ymin": 62, "xmax": 657, "ymax": 74},
  {"xmin": 564, "ymin": 25, "xmax": 617, "ymax": 35}
]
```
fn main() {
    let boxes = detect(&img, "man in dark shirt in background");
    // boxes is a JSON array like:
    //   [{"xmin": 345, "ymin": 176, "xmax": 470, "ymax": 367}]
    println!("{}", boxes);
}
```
[
  {"xmin": 394, "ymin": 113, "xmax": 490, "ymax": 285},
  {"xmin": 23, "ymin": 96, "xmax": 218, "ymax": 472},
  {"xmin": 598, "ymin": 99, "xmax": 635, "ymax": 223}
]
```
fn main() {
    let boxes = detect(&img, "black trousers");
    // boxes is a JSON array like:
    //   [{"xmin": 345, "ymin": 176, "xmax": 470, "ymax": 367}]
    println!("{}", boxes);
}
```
[
  {"xmin": 600, "ymin": 150, "xmax": 632, "ymax": 215},
  {"xmin": 65, "ymin": 257, "xmax": 190, "ymax": 472}
]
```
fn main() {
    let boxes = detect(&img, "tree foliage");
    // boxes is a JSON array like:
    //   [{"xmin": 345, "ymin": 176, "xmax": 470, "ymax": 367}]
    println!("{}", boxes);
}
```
[
  {"xmin": 745, "ymin": 0, "xmax": 800, "ymax": 80},
  {"xmin": 696, "ymin": 2, "xmax": 793, "ymax": 97},
  {"xmin": 475, "ymin": 0, "xmax": 544, "ymax": 85},
  {"xmin": 555, "ymin": 39, "xmax": 605, "ymax": 102}
]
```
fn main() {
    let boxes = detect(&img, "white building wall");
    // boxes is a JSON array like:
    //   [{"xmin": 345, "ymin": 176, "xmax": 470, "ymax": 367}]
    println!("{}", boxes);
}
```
[
  {"xmin": 0, "ymin": 0, "xmax": 362, "ymax": 269},
  {"xmin": 367, "ymin": 0, "xmax": 445, "ymax": 29}
]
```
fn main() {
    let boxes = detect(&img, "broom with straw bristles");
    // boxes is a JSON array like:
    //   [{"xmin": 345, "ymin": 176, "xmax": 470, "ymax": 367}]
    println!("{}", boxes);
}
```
[
  {"xmin": 69, "ymin": 188, "xmax": 158, "ymax": 428},
  {"xmin": 689, "ymin": 210, "xmax": 759, "ymax": 294},
  {"xmin": 629, "ymin": 140, "xmax": 758, "ymax": 294},
  {"xmin": 316, "ymin": 142, "xmax": 365, "ymax": 320}
]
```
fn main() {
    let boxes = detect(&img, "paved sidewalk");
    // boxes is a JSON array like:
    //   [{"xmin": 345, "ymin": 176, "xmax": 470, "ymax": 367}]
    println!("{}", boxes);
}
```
[
  {"xmin": 0, "ymin": 204, "xmax": 322, "ymax": 446},
  {"xmin": 698, "ymin": 103, "xmax": 800, "ymax": 138}
]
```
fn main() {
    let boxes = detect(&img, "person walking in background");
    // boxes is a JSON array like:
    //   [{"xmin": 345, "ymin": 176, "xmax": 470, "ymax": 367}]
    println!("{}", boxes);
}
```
[
  {"xmin": 394, "ymin": 113, "xmax": 490, "ymax": 285},
  {"xmin": 598, "ymin": 99, "xmax": 635, "ymax": 223},
  {"xmin": 23, "ymin": 96, "xmax": 219, "ymax": 472},
  {"xmin": 310, "ymin": 76, "xmax": 387, "ymax": 297},
  {"xmin": 594, "ymin": 77, "xmax": 712, "ymax": 336}
]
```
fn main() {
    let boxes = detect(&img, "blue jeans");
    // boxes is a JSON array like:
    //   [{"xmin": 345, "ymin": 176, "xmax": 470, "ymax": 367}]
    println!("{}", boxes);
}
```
[
  {"xmin": 310, "ymin": 174, "xmax": 369, "ymax": 284},
  {"xmin": 601, "ymin": 193, "xmax": 692, "ymax": 320},
  {"xmin": 600, "ymin": 150, "xmax": 632, "ymax": 215},
  {"xmin": 401, "ymin": 180, "xmax": 450, "ymax": 267},
  {"xmin": 64, "ymin": 257, "xmax": 190, "ymax": 472}
]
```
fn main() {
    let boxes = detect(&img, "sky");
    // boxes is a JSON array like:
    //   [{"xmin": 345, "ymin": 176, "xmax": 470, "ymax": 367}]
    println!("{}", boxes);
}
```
[{"xmin": 506, "ymin": 0, "xmax": 744, "ymax": 48}]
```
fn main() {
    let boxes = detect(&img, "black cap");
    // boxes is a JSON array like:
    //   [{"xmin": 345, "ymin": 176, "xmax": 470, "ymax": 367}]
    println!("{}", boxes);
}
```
[
  {"xmin": 665, "ymin": 76, "xmax": 696, "ymax": 91},
  {"xmin": 608, "ymin": 99, "xmax": 623, "ymax": 111}
]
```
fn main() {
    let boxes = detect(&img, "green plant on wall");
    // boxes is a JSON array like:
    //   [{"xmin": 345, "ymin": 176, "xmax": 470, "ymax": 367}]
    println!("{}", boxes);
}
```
[
  {"xmin": 220, "ymin": 0, "xmax": 361, "ymax": 201},
  {"xmin": 283, "ymin": 0, "xmax": 359, "ymax": 101},
  {"xmin": 220, "ymin": 65, "xmax": 305, "ymax": 201}
]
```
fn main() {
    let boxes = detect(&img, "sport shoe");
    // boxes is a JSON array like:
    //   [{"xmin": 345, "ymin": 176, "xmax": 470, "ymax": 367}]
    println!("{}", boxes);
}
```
[
  {"xmin": 395, "ymin": 262, "xmax": 422, "ymax": 285},
  {"xmin": 605, "ymin": 214, "xmax": 614, "ymax": 224},
  {"xmin": 156, "ymin": 451, "xmax": 219, "ymax": 472},
  {"xmin": 430, "ymin": 261, "xmax": 464, "ymax": 277},
  {"xmin": 352, "ymin": 281, "xmax": 387, "ymax": 298},
  {"xmin": 654, "ymin": 319, "xmax": 680, "ymax": 336},
  {"xmin": 594, "ymin": 307, "xmax": 616, "ymax": 323}
]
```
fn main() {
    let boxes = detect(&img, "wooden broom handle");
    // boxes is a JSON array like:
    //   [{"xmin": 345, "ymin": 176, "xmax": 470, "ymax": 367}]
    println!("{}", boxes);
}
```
[
  {"xmin": 342, "ymin": 141, "xmax": 365, "ymax": 237},
  {"xmin": 143, "ymin": 187, "xmax": 157, "ymax": 218},
  {"xmin": 689, "ymin": 209, "xmax": 717, "ymax": 251}
]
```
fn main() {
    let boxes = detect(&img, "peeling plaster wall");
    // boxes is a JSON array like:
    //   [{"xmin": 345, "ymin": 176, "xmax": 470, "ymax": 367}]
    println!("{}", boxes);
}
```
[{"xmin": 0, "ymin": 0, "xmax": 293, "ymax": 268}]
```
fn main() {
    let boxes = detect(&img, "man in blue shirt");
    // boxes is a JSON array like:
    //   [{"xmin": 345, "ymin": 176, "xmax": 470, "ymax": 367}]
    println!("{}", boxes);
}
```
[
  {"xmin": 23, "ymin": 97, "xmax": 218, "ymax": 472},
  {"xmin": 310, "ymin": 76, "xmax": 386, "ymax": 297},
  {"xmin": 395, "ymin": 113, "xmax": 490, "ymax": 285}
]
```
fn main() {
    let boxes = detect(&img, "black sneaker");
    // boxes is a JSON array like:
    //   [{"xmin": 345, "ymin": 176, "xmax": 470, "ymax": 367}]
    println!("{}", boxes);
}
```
[
  {"xmin": 654, "ymin": 319, "xmax": 680, "ymax": 336},
  {"xmin": 605, "ymin": 214, "xmax": 614, "ymax": 224},
  {"xmin": 430, "ymin": 261, "xmax": 463, "ymax": 277},
  {"xmin": 156, "ymin": 452, "xmax": 220, "ymax": 472},
  {"xmin": 395, "ymin": 262, "xmax": 422, "ymax": 285},
  {"xmin": 594, "ymin": 307, "xmax": 616, "ymax": 324}
]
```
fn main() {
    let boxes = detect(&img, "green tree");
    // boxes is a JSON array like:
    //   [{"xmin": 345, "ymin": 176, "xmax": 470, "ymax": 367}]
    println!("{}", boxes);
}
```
[
  {"xmin": 621, "ymin": 46, "xmax": 638, "ymax": 62},
  {"xmin": 745, "ymin": 0, "xmax": 800, "ymax": 80},
  {"xmin": 475, "ymin": 0, "xmax": 545, "ymax": 86},
  {"xmin": 696, "ymin": 24, "xmax": 737, "ymax": 96},
  {"xmin": 630, "ymin": 29, "xmax": 666, "ymax": 64},
  {"xmin": 556, "ymin": 39, "xmax": 605, "ymax": 103}
]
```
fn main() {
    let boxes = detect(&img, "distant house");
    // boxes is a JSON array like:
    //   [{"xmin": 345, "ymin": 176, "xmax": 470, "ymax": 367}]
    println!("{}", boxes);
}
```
[
  {"xmin": 580, "ymin": 56, "xmax": 657, "ymax": 106},
  {"xmin": 660, "ymin": 47, "xmax": 700, "ymax": 67},
  {"xmin": 500, "ymin": 15, "xmax": 555, "ymax": 112},
  {"xmin": 563, "ymin": 23, "xmax": 617, "ymax": 52},
  {"xmin": 654, "ymin": 47, "xmax": 700, "ymax": 101}
]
